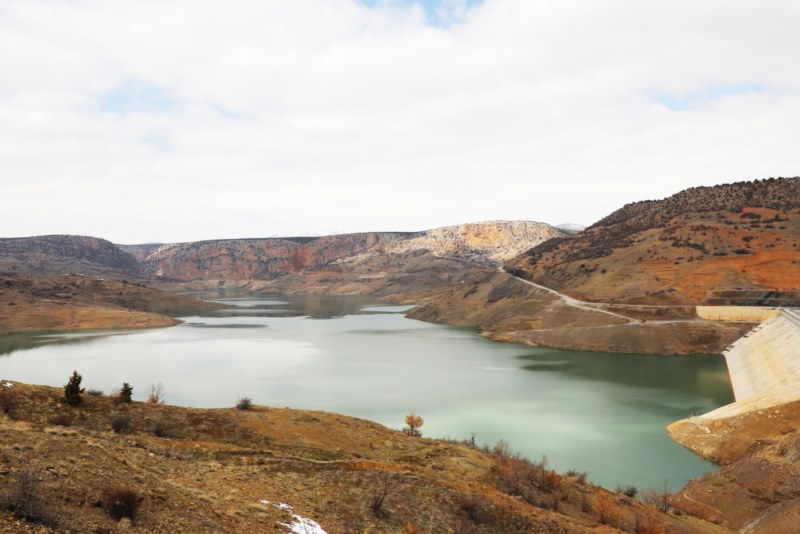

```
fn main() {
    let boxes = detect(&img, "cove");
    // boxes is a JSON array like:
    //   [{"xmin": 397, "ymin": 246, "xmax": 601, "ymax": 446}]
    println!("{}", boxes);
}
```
[{"xmin": 0, "ymin": 293, "xmax": 733, "ymax": 491}]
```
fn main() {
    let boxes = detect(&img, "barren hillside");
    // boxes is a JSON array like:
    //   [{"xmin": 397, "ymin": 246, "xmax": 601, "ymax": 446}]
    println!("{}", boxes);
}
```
[
  {"xmin": 507, "ymin": 177, "xmax": 800, "ymax": 305},
  {"xmin": 0, "ymin": 380, "xmax": 726, "ymax": 533}
]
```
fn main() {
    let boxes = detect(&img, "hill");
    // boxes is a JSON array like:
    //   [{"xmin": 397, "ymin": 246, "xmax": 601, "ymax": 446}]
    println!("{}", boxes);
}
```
[
  {"xmin": 0, "ymin": 380, "xmax": 726, "ymax": 533},
  {"xmin": 506, "ymin": 177, "xmax": 800, "ymax": 305},
  {"xmin": 0, "ymin": 236, "xmax": 141, "ymax": 278},
  {"xmin": 137, "ymin": 221, "xmax": 565, "ymax": 295},
  {"xmin": 0, "ymin": 273, "xmax": 225, "ymax": 336}
]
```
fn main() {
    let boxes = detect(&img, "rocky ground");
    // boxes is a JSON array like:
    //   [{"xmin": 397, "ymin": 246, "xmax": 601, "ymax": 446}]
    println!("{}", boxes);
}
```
[
  {"xmin": 0, "ymin": 273, "xmax": 225, "ymax": 335},
  {"xmin": 0, "ymin": 381, "xmax": 726, "ymax": 533},
  {"xmin": 668, "ymin": 400, "xmax": 800, "ymax": 532}
]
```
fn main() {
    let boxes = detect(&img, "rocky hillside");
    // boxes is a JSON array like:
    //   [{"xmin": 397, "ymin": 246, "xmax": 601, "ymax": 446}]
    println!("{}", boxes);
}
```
[
  {"xmin": 0, "ymin": 236, "xmax": 141, "ymax": 277},
  {"xmin": 0, "ymin": 380, "xmax": 725, "ymax": 533},
  {"xmin": 380, "ymin": 221, "xmax": 564, "ymax": 264},
  {"xmin": 142, "ymin": 222, "xmax": 564, "ymax": 284},
  {"xmin": 507, "ymin": 177, "xmax": 800, "ymax": 305}
]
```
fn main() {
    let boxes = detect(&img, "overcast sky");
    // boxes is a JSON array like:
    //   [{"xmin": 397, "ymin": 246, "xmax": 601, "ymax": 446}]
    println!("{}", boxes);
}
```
[{"xmin": 2, "ymin": 0, "xmax": 798, "ymax": 243}]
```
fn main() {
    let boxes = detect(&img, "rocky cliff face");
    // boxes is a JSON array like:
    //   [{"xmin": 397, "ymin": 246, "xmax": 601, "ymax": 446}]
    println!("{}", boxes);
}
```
[
  {"xmin": 507, "ymin": 177, "xmax": 800, "ymax": 305},
  {"xmin": 138, "ymin": 222, "xmax": 565, "ymax": 285},
  {"xmin": 0, "ymin": 235, "xmax": 141, "ymax": 276},
  {"xmin": 381, "ymin": 220, "xmax": 564, "ymax": 263}
]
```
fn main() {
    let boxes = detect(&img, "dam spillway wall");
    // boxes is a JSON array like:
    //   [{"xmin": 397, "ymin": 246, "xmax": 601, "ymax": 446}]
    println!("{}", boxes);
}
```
[{"xmin": 702, "ymin": 308, "xmax": 800, "ymax": 419}]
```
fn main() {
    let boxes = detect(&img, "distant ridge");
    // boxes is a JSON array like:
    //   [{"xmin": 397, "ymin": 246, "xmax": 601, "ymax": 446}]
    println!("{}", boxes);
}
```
[{"xmin": 0, "ymin": 235, "xmax": 140, "ymax": 276}]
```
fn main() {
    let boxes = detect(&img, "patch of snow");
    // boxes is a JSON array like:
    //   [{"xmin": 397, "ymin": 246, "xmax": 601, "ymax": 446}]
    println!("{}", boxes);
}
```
[
  {"xmin": 259, "ymin": 500, "xmax": 328, "ymax": 534},
  {"xmin": 2, "ymin": 382, "xmax": 13, "ymax": 388}
]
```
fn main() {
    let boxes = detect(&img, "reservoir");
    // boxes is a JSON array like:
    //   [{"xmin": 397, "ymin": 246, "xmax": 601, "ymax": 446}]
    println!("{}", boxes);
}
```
[{"xmin": 0, "ymin": 293, "xmax": 733, "ymax": 491}]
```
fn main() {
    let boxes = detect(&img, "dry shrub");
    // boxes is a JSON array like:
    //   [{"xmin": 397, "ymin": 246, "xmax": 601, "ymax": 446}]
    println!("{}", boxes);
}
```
[
  {"xmin": 146, "ymin": 383, "xmax": 165, "ymax": 404},
  {"xmin": 152, "ymin": 417, "xmax": 179, "ymax": 438},
  {"xmin": 596, "ymin": 493, "xmax": 622, "ymax": 526},
  {"xmin": 0, "ymin": 467, "xmax": 53, "ymax": 525},
  {"xmin": 48, "ymin": 413, "xmax": 73, "ymax": 427},
  {"xmin": 642, "ymin": 481, "xmax": 672, "ymax": 513},
  {"xmin": 111, "ymin": 413, "xmax": 131, "ymax": 434},
  {"xmin": 459, "ymin": 493, "xmax": 488, "ymax": 524},
  {"xmin": 236, "ymin": 396, "xmax": 253, "ymax": 410},
  {"xmin": 102, "ymin": 488, "xmax": 141, "ymax": 521},
  {"xmin": 0, "ymin": 386, "xmax": 17, "ymax": 415},
  {"xmin": 370, "ymin": 472, "xmax": 393, "ymax": 516}
]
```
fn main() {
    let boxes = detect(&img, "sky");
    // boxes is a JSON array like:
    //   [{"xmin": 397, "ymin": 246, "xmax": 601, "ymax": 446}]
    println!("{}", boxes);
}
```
[{"xmin": 1, "ymin": 0, "xmax": 799, "ymax": 244}]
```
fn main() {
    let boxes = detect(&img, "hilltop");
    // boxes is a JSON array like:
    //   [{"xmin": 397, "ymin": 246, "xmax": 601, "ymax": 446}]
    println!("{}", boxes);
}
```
[
  {"xmin": 0, "ymin": 236, "xmax": 140, "ymax": 278},
  {"xmin": 506, "ymin": 177, "xmax": 800, "ymax": 306},
  {"xmin": 0, "ymin": 380, "xmax": 726, "ymax": 533}
]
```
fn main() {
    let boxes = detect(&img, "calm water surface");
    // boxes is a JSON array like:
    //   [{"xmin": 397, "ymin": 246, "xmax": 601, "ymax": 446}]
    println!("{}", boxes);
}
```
[{"xmin": 0, "ymin": 293, "xmax": 733, "ymax": 491}]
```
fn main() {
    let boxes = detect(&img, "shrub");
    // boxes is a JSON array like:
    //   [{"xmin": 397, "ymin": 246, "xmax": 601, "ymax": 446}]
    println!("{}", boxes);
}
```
[
  {"xmin": 152, "ymin": 417, "xmax": 178, "ymax": 438},
  {"xmin": 86, "ymin": 389, "xmax": 104, "ymax": 397},
  {"xmin": 236, "ymin": 396, "xmax": 253, "ymax": 410},
  {"xmin": 63, "ymin": 370, "xmax": 84, "ymax": 406},
  {"xmin": 370, "ymin": 473, "xmax": 393, "ymax": 516},
  {"xmin": 0, "ymin": 386, "xmax": 16, "ymax": 415},
  {"xmin": 403, "ymin": 413, "xmax": 424, "ymax": 437},
  {"xmin": 146, "ymin": 383, "xmax": 165, "ymax": 404},
  {"xmin": 0, "ymin": 467, "xmax": 50, "ymax": 524},
  {"xmin": 459, "ymin": 494, "xmax": 488, "ymax": 524},
  {"xmin": 102, "ymin": 488, "xmax": 141, "ymax": 521},
  {"xmin": 111, "ymin": 414, "xmax": 131, "ymax": 434},
  {"xmin": 643, "ymin": 481, "xmax": 672, "ymax": 513},
  {"xmin": 48, "ymin": 413, "xmax": 73, "ymax": 427}
]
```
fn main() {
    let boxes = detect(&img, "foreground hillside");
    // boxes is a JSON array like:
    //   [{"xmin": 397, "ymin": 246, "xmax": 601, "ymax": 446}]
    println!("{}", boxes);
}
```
[
  {"xmin": 668, "ymin": 399, "xmax": 800, "ymax": 532},
  {"xmin": 0, "ymin": 380, "xmax": 725, "ymax": 533},
  {"xmin": 0, "ymin": 273, "xmax": 224, "ymax": 335},
  {"xmin": 507, "ymin": 177, "xmax": 800, "ymax": 305}
]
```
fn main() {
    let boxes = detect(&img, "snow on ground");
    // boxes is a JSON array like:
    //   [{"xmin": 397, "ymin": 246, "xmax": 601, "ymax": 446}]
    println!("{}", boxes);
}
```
[{"xmin": 259, "ymin": 500, "xmax": 328, "ymax": 534}]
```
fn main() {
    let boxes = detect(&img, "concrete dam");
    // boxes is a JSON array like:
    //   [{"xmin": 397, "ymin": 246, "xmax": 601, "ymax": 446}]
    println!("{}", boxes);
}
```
[{"xmin": 702, "ymin": 308, "xmax": 800, "ymax": 419}]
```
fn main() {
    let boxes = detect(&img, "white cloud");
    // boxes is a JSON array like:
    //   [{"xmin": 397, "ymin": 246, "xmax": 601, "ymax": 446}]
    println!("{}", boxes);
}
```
[{"xmin": 1, "ymin": 0, "xmax": 798, "ymax": 242}]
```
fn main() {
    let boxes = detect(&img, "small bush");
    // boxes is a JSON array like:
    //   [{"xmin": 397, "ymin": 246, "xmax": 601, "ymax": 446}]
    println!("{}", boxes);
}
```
[
  {"xmin": 86, "ymin": 389, "xmax": 104, "ymax": 397},
  {"xmin": 403, "ymin": 413, "xmax": 424, "ymax": 437},
  {"xmin": 64, "ymin": 370, "xmax": 84, "ymax": 406},
  {"xmin": 48, "ymin": 413, "xmax": 73, "ymax": 427},
  {"xmin": 236, "ymin": 397, "xmax": 253, "ymax": 410},
  {"xmin": 102, "ymin": 488, "xmax": 141, "ymax": 521},
  {"xmin": 459, "ymin": 494, "xmax": 488, "ymax": 524},
  {"xmin": 0, "ymin": 386, "xmax": 16, "ymax": 415},
  {"xmin": 111, "ymin": 414, "xmax": 131, "ymax": 434},
  {"xmin": 152, "ymin": 417, "xmax": 178, "ymax": 438}
]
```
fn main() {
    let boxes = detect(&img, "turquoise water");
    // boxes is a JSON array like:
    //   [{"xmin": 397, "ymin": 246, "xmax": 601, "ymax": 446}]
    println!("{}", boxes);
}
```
[{"xmin": 0, "ymin": 293, "xmax": 733, "ymax": 491}]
